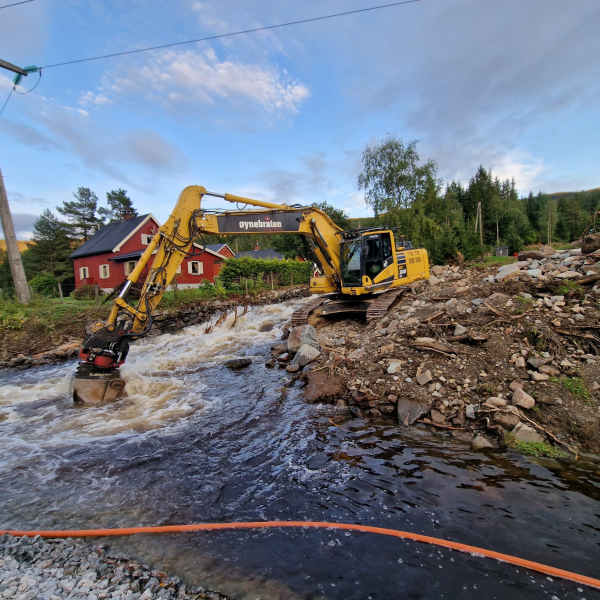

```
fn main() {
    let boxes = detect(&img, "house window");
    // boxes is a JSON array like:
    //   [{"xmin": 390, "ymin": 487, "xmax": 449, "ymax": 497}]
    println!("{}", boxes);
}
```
[
  {"xmin": 188, "ymin": 261, "xmax": 203, "ymax": 275},
  {"xmin": 79, "ymin": 266, "xmax": 89, "ymax": 279},
  {"xmin": 99, "ymin": 264, "xmax": 110, "ymax": 279},
  {"xmin": 141, "ymin": 234, "xmax": 153, "ymax": 245},
  {"xmin": 176, "ymin": 265, "xmax": 182, "ymax": 274},
  {"xmin": 124, "ymin": 261, "xmax": 137, "ymax": 276}
]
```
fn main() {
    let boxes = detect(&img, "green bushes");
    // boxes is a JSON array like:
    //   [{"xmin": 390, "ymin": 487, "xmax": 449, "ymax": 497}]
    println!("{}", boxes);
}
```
[
  {"xmin": 29, "ymin": 273, "xmax": 59, "ymax": 297},
  {"xmin": 219, "ymin": 257, "xmax": 311, "ymax": 291}
]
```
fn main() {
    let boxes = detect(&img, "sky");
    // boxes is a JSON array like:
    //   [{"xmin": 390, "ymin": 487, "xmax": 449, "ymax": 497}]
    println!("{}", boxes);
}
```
[{"xmin": 0, "ymin": 0, "xmax": 599, "ymax": 239}]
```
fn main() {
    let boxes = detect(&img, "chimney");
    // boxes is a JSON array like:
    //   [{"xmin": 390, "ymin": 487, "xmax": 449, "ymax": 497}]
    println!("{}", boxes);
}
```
[
  {"xmin": 121, "ymin": 210, "xmax": 132, "ymax": 221},
  {"xmin": 254, "ymin": 241, "xmax": 260, "ymax": 251}
]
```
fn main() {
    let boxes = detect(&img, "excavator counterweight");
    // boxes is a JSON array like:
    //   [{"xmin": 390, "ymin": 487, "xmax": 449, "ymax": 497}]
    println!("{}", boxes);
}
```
[{"xmin": 72, "ymin": 186, "xmax": 429, "ymax": 403}]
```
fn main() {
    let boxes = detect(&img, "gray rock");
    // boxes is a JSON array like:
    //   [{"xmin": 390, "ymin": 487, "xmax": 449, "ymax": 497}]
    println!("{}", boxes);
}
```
[
  {"xmin": 465, "ymin": 404, "xmax": 476, "ymax": 419},
  {"xmin": 224, "ymin": 358, "xmax": 252, "ymax": 369},
  {"xmin": 484, "ymin": 397, "xmax": 507, "ymax": 407},
  {"xmin": 453, "ymin": 324, "xmax": 467, "ymax": 336},
  {"xmin": 429, "ymin": 275, "xmax": 441, "ymax": 286},
  {"xmin": 290, "ymin": 344, "xmax": 321, "ymax": 367},
  {"xmin": 431, "ymin": 265, "xmax": 444, "ymax": 276},
  {"xmin": 471, "ymin": 298, "xmax": 484, "ymax": 306},
  {"xmin": 529, "ymin": 371, "xmax": 549, "ymax": 382},
  {"xmin": 512, "ymin": 388, "xmax": 535, "ymax": 409},
  {"xmin": 495, "ymin": 412, "xmax": 521, "ymax": 429},
  {"xmin": 472, "ymin": 435, "xmax": 493, "ymax": 450},
  {"xmin": 397, "ymin": 398, "xmax": 429, "ymax": 426},
  {"xmin": 287, "ymin": 325, "xmax": 319, "ymax": 353},
  {"xmin": 511, "ymin": 423, "xmax": 545, "ymax": 444},
  {"xmin": 348, "ymin": 348, "xmax": 365, "ymax": 360},
  {"xmin": 527, "ymin": 357, "xmax": 550, "ymax": 369},
  {"xmin": 415, "ymin": 371, "xmax": 433, "ymax": 386},
  {"xmin": 387, "ymin": 362, "xmax": 403, "ymax": 375}
]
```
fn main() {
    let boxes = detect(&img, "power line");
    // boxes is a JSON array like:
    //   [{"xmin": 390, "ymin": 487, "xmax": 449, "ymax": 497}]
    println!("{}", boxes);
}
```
[
  {"xmin": 0, "ymin": 0, "xmax": 35, "ymax": 9},
  {"xmin": 0, "ymin": 88, "xmax": 14, "ymax": 117},
  {"xmin": 41, "ymin": 0, "xmax": 419, "ymax": 69}
]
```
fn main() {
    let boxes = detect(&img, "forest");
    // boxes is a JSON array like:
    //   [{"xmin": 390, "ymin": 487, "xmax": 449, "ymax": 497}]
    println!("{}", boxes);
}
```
[{"xmin": 1, "ymin": 135, "xmax": 599, "ymax": 292}]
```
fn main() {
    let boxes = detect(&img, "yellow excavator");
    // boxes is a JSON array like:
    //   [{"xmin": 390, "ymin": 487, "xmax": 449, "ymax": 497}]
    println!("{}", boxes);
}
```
[{"xmin": 73, "ymin": 186, "xmax": 429, "ymax": 403}]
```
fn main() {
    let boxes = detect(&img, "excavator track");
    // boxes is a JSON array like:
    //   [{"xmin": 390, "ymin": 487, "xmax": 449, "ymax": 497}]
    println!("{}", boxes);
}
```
[
  {"xmin": 291, "ymin": 294, "xmax": 342, "ymax": 327},
  {"xmin": 366, "ymin": 288, "xmax": 406, "ymax": 321}
]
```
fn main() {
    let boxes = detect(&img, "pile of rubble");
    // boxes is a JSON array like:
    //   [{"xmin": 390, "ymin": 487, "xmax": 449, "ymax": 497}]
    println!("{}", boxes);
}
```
[
  {"xmin": 481, "ymin": 243, "xmax": 600, "ymax": 286},
  {"xmin": 269, "ymin": 245, "xmax": 600, "ymax": 456}
]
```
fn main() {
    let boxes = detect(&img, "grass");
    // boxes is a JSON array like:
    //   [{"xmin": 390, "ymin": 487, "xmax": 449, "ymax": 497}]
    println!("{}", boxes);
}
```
[
  {"xmin": 561, "ymin": 376, "xmax": 590, "ymax": 401},
  {"xmin": 504, "ymin": 434, "xmax": 569, "ymax": 458},
  {"xmin": 472, "ymin": 255, "xmax": 517, "ymax": 269}
]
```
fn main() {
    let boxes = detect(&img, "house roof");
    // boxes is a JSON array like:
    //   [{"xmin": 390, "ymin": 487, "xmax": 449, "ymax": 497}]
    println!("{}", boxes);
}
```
[
  {"xmin": 108, "ymin": 250, "xmax": 146, "ymax": 262},
  {"xmin": 205, "ymin": 243, "xmax": 232, "ymax": 255},
  {"xmin": 235, "ymin": 248, "xmax": 285, "ymax": 260},
  {"xmin": 69, "ymin": 214, "xmax": 156, "ymax": 259}
]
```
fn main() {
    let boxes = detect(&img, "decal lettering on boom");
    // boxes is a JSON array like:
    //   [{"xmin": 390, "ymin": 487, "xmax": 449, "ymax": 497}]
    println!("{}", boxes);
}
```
[{"xmin": 217, "ymin": 211, "xmax": 303, "ymax": 234}]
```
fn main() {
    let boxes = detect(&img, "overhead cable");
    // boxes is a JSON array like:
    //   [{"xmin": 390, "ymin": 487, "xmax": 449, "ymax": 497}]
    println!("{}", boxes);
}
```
[
  {"xmin": 40, "ymin": 0, "xmax": 419, "ymax": 69},
  {"xmin": 0, "ymin": 0, "xmax": 35, "ymax": 9}
]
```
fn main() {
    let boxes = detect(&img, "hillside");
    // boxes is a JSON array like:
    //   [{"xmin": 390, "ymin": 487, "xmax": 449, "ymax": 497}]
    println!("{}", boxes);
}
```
[{"xmin": 0, "ymin": 239, "xmax": 30, "ymax": 253}]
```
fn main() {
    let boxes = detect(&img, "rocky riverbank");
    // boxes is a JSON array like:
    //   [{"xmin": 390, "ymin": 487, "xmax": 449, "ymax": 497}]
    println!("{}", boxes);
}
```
[
  {"xmin": 0, "ymin": 287, "xmax": 310, "ymax": 370},
  {"xmin": 270, "ymin": 246, "xmax": 600, "ymax": 456},
  {"xmin": 0, "ymin": 534, "xmax": 229, "ymax": 600}
]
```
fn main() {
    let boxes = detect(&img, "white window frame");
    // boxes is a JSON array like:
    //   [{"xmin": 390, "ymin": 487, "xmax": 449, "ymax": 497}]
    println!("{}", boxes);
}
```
[
  {"xmin": 141, "ymin": 234, "xmax": 153, "ymax": 245},
  {"xmin": 124, "ymin": 260, "xmax": 137, "ymax": 276},
  {"xmin": 99, "ymin": 264, "xmax": 110, "ymax": 279},
  {"xmin": 188, "ymin": 261, "xmax": 203, "ymax": 275},
  {"xmin": 79, "ymin": 266, "xmax": 89, "ymax": 279},
  {"xmin": 176, "ymin": 265, "xmax": 182, "ymax": 274}
]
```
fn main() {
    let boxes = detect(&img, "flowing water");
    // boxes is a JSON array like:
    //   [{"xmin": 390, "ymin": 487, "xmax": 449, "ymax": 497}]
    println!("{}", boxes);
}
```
[{"xmin": 1, "ymin": 297, "xmax": 599, "ymax": 600}]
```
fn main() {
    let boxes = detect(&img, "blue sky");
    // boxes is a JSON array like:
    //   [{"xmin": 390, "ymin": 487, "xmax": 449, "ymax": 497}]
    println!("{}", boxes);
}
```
[{"xmin": 1, "ymin": 0, "xmax": 599, "ymax": 239}]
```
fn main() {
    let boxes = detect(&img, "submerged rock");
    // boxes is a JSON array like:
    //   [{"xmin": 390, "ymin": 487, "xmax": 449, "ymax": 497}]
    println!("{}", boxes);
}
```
[{"xmin": 224, "ymin": 358, "xmax": 252, "ymax": 369}]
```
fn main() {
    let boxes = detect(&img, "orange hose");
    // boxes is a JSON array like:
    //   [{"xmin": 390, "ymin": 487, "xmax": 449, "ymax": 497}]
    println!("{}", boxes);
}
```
[{"xmin": 2, "ymin": 521, "xmax": 599, "ymax": 591}]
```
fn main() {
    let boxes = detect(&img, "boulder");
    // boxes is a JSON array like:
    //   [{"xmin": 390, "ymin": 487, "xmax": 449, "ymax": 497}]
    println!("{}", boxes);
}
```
[
  {"xmin": 512, "ymin": 388, "xmax": 535, "ymax": 409},
  {"xmin": 555, "ymin": 271, "xmax": 583, "ymax": 279},
  {"xmin": 539, "ymin": 245, "xmax": 555, "ymax": 257},
  {"xmin": 538, "ymin": 364, "xmax": 560, "ymax": 376},
  {"xmin": 581, "ymin": 233, "xmax": 600, "ymax": 254},
  {"xmin": 529, "ymin": 371, "xmax": 549, "ymax": 382},
  {"xmin": 288, "ymin": 325, "xmax": 319, "ymax": 354},
  {"xmin": 224, "ymin": 358, "xmax": 252, "ymax": 369},
  {"xmin": 495, "ymin": 412, "xmax": 521, "ymax": 429},
  {"xmin": 518, "ymin": 251, "xmax": 546, "ymax": 261},
  {"xmin": 290, "ymin": 344, "xmax": 321, "ymax": 367},
  {"xmin": 431, "ymin": 265, "xmax": 444, "ymax": 276},
  {"xmin": 511, "ymin": 423, "xmax": 545, "ymax": 444},
  {"xmin": 484, "ymin": 397, "xmax": 507, "ymax": 407},
  {"xmin": 430, "ymin": 409, "xmax": 446, "ymax": 424},
  {"xmin": 495, "ymin": 263, "xmax": 522, "ymax": 281},
  {"xmin": 397, "ymin": 398, "xmax": 429, "ymax": 426},
  {"xmin": 472, "ymin": 435, "xmax": 493, "ymax": 450},
  {"xmin": 429, "ymin": 275, "xmax": 441, "ymax": 286},
  {"xmin": 509, "ymin": 380, "xmax": 524, "ymax": 391},
  {"xmin": 303, "ymin": 370, "xmax": 345, "ymax": 404}
]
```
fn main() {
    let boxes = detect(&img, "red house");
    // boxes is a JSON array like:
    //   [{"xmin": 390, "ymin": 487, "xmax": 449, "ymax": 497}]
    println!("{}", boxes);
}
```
[{"xmin": 69, "ymin": 213, "xmax": 233, "ymax": 291}]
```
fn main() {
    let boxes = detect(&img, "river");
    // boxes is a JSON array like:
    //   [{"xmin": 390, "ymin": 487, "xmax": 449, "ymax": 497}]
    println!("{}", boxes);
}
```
[{"xmin": 1, "ymin": 297, "xmax": 599, "ymax": 600}]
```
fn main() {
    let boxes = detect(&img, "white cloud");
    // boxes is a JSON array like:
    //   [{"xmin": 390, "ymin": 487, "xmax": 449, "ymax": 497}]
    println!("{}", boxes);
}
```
[
  {"xmin": 490, "ymin": 152, "xmax": 545, "ymax": 194},
  {"xmin": 93, "ymin": 48, "xmax": 310, "ymax": 121},
  {"xmin": 79, "ymin": 91, "xmax": 113, "ymax": 107}
]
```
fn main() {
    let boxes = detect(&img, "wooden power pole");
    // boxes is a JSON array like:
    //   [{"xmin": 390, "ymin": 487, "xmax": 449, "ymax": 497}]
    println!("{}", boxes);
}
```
[{"xmin": 0, "ymin": 164, "xmax": 31, "ymax": 303}]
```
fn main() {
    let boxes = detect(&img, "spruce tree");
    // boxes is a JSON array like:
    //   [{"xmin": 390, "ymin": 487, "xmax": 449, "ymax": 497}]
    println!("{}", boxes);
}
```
[
  {"xmin": 57, "ymin": 187, "xmax": 101, "ymax": 241},
  {"xmin": 98, "ymin": 189, "xmax": 138, "ymax": 223},
  {"xmin": 23, "ymin": 209, "xmax": 74, "ymax": 283}
]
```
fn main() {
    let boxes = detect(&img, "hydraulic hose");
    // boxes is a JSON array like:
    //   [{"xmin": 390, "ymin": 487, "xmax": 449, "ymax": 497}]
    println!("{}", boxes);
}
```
[{"xmin": 1, "ymin": 521, "xmax": 599, "ymax": 590}]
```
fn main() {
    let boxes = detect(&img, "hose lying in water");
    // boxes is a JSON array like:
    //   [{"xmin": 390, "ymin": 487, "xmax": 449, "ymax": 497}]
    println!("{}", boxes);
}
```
[{"xmin": 2, "ymin": 521, "xmax": 599, "ymax": 591}]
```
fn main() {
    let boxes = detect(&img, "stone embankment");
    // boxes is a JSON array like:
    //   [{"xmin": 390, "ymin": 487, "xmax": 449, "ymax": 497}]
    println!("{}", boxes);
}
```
[
  {"xmin": 0, "ymin": 287, "xmax": 310, "ymax": 371},
  {"xmin": 0, "ymin": 533, "xmax": 229, "ymax": 600},
  {"xmin": 269, "ymin": 245, "xmax": 600, "ymax": 455}
]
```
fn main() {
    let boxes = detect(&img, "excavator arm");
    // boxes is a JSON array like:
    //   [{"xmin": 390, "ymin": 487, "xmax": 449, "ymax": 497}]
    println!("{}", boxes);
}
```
[{"xmin": 74, "ymin": 186, "xmax": 343, "ymax": 402}]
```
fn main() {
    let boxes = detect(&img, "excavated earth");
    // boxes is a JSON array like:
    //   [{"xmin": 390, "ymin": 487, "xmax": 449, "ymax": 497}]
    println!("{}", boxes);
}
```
[{"xmin": 274, "ymin": 246, "xmax": 600, "ymax": 456}]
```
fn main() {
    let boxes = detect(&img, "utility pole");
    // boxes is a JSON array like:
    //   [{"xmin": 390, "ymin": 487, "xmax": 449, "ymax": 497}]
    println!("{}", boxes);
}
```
[
  {"xmin": 0, "ymin": 58, "xmax": 38, "ymax": 304},
  {"xmin": 0, "ymin": 165, "xmax": 30, "ymax": 303}
]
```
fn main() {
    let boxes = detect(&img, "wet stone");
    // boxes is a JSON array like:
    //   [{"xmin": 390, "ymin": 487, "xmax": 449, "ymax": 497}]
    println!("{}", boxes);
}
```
[
  {"xmin": 396, "ymin": 398, "xmax": 429, "ymax": 426},
  {"xmin": 224, "ymin": 358, "xmax": 252, "ymax": 369}
]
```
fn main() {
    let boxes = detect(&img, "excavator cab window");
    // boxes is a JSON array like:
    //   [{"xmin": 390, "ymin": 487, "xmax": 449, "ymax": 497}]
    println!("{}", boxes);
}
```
[
  {"xmin": 381, "ymin": 232, "xmax": 393, "ymax": 268},
  {"xmin": 364, "ymin": 235, "xmax": 383, "ymax": 279},
  {"xmin": 340, "ymin": 239, "xmax": 363, "ymax": 286}
]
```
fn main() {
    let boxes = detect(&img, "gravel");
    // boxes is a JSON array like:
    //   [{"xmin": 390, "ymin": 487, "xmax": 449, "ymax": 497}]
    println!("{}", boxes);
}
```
[{"xmin": 0, "ymin": 534, "xmax": 230, "ymax": 600}]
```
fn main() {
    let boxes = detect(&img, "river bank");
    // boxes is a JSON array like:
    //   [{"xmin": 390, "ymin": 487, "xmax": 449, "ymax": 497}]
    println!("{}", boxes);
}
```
[
  {"xmin": 273, "ymin": 248, "xmax": 600, "ymax": 456},
  {"xmin": 0, "ymin": 287, "xmax": 310, "ymax": 370},
  {"xmin": 0, "ymin": 533, "xmax": 230, "ymax": 600}
]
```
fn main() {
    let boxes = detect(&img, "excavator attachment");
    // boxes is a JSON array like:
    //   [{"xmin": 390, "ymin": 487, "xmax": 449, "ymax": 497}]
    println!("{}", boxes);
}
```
[{"xmin": 72, "ymin": 363, "xmax": 126, "ymax": 404}]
